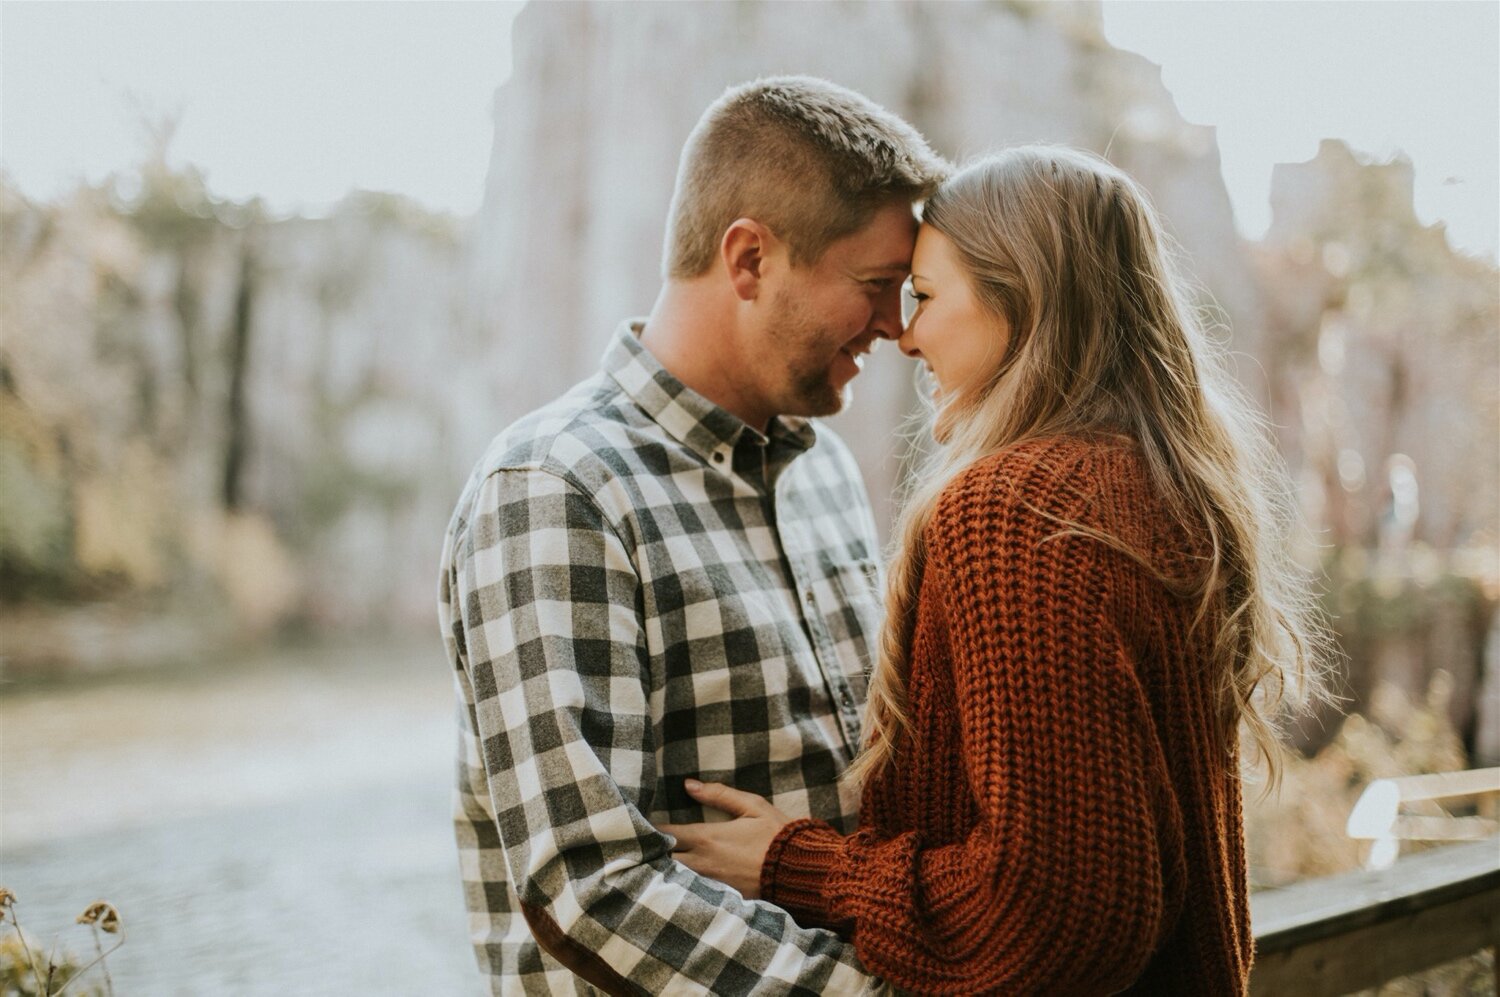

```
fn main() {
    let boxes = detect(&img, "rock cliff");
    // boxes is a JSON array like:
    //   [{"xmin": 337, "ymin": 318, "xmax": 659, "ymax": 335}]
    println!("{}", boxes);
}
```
[{"xmin": 472, "ymin": 0, "xmax": 1263, "ymax": 528}]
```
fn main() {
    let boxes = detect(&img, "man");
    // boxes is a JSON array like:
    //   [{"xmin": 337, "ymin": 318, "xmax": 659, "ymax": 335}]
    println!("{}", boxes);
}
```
[{"xmin": 438, "ymin": 76, "xmax": 947, "ymax": 994}]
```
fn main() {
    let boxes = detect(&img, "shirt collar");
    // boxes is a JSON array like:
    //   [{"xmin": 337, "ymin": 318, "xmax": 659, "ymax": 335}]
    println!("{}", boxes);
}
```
[{"xmin": 603, "ymin": 319, "xmax": 818, "ymax": 473}]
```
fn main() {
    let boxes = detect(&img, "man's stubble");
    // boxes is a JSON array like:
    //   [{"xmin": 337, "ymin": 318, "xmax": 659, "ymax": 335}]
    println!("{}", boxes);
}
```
[{"xmin": 765, "ymin": 287, "xmax": 850, "ymax": 420}]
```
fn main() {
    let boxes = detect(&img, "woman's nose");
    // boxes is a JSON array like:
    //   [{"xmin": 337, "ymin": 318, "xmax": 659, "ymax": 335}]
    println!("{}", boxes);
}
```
[{"xmin": 896, "ymin": 327, "xmax": 920, "ymax": 358}]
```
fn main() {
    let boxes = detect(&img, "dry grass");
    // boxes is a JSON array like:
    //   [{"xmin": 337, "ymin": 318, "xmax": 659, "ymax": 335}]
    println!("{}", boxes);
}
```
[{"xmin": 1245, "ymin": 672, "xmax": 1494, "ymax": 995}]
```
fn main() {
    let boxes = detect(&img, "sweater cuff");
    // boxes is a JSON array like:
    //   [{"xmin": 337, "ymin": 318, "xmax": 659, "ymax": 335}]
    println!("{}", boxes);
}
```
[{"xmin": 760, "ymin": 818, "xmax": 851, "ymax": 932}]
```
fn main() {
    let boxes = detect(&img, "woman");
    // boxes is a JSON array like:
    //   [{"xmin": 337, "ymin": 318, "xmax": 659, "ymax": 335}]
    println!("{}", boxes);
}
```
[{"xmin": 659, "ymin": 146, "xmax": 1327, "ymax": 995}]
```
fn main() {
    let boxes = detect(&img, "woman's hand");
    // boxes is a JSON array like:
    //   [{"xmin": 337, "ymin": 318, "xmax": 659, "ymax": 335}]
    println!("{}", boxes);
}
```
[{"xmin": 657, "ymin": 779, "xmax": 794, "ymax": 899}]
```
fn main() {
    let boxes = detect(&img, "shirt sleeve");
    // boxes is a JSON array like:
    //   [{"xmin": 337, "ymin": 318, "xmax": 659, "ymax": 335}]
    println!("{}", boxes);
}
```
[
  {"xmin": 448, "ymin": 466, "xmax": 882, "ymax": 995},
  {"xmin": 759, "ymin": 486, "xmax": 1181, "ymax": 994}
]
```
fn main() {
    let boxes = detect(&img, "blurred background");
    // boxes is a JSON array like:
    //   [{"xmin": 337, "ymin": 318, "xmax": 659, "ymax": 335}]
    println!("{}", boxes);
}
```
[{"xmin": 1, "ymin": 1, "xmax": 1496, "ymax": 993}]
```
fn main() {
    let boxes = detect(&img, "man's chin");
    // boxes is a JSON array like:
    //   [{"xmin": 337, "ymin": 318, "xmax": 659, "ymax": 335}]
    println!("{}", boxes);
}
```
[{"xmin": 782, "ymin": 380, "xmax": 848, "ymax": 419}]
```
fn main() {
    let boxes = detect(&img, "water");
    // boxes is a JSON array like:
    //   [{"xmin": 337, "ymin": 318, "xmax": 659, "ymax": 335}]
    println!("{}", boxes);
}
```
[{"xmin": 0, "ymin": 637, "xmax": 483, "ymax": 995}]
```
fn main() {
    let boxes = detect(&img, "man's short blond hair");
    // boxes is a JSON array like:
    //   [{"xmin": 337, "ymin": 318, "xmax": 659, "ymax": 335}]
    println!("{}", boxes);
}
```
[{"xmin": 664, "ymin": 77, "xmax": 949, "ymax": 279}]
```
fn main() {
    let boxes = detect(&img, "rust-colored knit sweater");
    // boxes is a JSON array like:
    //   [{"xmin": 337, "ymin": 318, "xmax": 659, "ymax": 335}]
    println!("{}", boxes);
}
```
[{"xmin": 760, "ymin": 436, "xmax": 1252, "ymax": 995}]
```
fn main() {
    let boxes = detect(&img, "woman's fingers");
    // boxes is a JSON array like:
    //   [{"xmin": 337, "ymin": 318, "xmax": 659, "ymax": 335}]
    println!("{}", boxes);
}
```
[
  {"xmin": 684, "ymin": 778, "xmax": 770, "ymax": 817},
  {"xmin": 652, "ymin": 803, "xmax": 780, "ymax": 899},
  {"xmin": 656, "ymin": 823, "xmax": 693, "ymax": 851}
]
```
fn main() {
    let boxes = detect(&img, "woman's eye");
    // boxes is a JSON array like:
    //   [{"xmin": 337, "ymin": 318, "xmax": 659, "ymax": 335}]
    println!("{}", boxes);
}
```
[{"xmin": 901, "ymin": 288, "xmax": 926, "ymax": 326}]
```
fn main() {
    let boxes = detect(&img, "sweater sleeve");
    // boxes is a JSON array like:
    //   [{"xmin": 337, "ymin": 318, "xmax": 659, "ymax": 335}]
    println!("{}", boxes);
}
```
[{"xmin": 760, "ymin": 467, "xmax": 1181, "ymax": 994}]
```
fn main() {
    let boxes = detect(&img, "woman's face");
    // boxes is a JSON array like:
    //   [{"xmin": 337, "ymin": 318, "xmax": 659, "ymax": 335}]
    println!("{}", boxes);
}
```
[{"xmin": 898, "ymin": 225, "xmax": 1011, "ymax": 405}]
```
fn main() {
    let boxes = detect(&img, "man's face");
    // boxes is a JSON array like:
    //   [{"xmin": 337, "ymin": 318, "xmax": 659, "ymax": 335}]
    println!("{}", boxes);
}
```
[{"xmin": 756, "ymin": 202, "xmax": 917, "ymax": 419}]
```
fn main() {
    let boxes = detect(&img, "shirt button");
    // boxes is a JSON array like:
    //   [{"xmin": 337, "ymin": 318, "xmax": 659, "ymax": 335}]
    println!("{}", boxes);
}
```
[
  {"xmin": 803, "ymin": 590, "xmax": 816, "ymax": 607},
  {"xmin": 712, "ymin": 451, "xmax": 725, "ymax": 464}
]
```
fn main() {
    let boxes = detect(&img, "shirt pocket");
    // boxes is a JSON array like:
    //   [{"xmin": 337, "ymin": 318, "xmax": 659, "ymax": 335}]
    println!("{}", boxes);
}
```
[{"xmin": 819, "ymin": 557, "xmax": 884, "ymax": 687}]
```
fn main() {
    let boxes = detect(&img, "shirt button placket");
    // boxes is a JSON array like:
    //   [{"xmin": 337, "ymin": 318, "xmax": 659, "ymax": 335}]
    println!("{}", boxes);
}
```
[
  {"xmin": 792, "ymin": 553, "xmax": 860, "ymax": 749},
  {"xmin": 837, "ymin": 685, "xmax": 858, "ymax": 740}
]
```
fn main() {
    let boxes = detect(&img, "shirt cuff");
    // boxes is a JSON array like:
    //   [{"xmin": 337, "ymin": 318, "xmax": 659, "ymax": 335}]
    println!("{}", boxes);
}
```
[{"xmin": 760, "ymin": 817, "xmax": 852, "ymax": 933}]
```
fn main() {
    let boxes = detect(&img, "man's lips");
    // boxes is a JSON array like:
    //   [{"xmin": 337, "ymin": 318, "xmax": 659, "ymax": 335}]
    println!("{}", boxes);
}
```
[{"xmin": 840, "ymin": 338, "xmax": 879, "ymax": 367}]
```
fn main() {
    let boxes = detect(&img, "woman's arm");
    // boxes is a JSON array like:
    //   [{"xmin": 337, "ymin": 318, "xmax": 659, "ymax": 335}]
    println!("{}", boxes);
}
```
[{"xmin": 757, "ymin": 488, "xmax": 1184, "ymax": 994}]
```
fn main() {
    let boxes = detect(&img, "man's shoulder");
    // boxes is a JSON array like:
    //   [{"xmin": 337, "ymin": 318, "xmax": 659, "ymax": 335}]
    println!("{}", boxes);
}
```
[
  {"xmin": 773, "ymin": 420, "xmax": 859, "ymax": 507},
  {"xmin": 780, "ymin": 420, "xmax": 881, "ymax": 555},
  {"xmin": 470, "ymin": 373, "xmax": 651, "ymax": 483},
  {"xmin": 447, "ymin": 370, "xmax": 667, "ymax": 537},
  {"xmin": 799, "ymin": 419, "xmax": 861, "ymax": 475}
]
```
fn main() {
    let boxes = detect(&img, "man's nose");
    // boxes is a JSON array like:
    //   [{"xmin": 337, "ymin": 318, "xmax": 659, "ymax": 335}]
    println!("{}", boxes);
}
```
[{"xmin": 870, "ymin": 284, "xmax": 904, "ymax": 339}]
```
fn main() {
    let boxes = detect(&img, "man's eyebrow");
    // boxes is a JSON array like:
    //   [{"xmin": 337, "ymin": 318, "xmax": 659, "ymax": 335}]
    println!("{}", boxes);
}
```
[{"xmin": 860, "ymin": 263, "xmax": 913, "ymax": 276}]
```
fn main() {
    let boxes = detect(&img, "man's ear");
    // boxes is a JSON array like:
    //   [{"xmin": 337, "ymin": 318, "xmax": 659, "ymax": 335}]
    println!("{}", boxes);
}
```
[{"xmin": 720, "ymin": 218, "xmax": 778, "ymax": 302}]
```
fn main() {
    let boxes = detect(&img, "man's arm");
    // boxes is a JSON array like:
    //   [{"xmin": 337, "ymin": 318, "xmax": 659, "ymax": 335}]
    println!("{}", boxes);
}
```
[{"xmin": 447, "ymin": 465, "xmax": 877, "ymax": 994}]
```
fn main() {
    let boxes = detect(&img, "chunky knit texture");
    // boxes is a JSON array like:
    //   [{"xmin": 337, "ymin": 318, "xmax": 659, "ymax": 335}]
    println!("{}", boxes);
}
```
[{"xmin": 759, "ymin": 436, "xmax": 1253, "ymax": 995}]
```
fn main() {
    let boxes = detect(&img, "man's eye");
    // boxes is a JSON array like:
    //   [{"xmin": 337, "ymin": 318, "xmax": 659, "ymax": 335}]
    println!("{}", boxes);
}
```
[{"xmin": 865, "ymin": 279, "xmax": 893, "ymax": 291}]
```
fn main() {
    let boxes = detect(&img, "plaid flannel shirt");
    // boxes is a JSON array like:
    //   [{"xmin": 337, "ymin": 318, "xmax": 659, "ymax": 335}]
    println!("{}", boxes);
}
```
[{"xmin": 438, "ymin": 321, "xmax": 887, "ymax": 995}]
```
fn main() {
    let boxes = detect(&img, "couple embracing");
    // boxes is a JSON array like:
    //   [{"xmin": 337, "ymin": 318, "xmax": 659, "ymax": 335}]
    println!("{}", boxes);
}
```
[{"xmin": 438, "ymin": 77, "xmax": 1321, "ymax": 996}]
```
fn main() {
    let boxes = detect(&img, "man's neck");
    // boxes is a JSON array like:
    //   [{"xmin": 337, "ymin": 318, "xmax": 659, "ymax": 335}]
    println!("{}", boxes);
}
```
[{"xmin": 639, "ymin": 282, "xmax": 772, "ymax": 432}]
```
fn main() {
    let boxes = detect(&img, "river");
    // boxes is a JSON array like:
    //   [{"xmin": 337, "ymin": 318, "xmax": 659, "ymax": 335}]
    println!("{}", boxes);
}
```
[{"xmin": 1, "ymin": 636, "xmax": 482, "ymax": 995}]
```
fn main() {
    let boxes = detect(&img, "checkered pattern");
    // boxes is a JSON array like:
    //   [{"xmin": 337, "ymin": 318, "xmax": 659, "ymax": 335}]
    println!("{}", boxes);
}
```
[{"xmin": 438, "ymin": 321, "xmax": 888, "ymax": 995}]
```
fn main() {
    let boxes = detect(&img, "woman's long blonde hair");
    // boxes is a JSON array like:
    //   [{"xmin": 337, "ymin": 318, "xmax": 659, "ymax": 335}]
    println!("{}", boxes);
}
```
[{"xmin": 848, "ymin": 146, "xmax": 1329, "ymax": 791}]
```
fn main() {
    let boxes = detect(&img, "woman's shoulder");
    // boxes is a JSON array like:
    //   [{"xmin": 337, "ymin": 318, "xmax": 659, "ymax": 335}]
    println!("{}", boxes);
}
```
[
  {"xmin": 929, "ymin": 433, "xmax": 1204, "ymax": 575},
  {"xmin": 936, "ymin": 433, "xmax": 1147, "ymax": 521}
]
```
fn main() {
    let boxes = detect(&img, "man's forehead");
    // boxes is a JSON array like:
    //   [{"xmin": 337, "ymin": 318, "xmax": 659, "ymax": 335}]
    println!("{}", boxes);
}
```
[
  {"xmin": 823, "ymin": 204, "xmax": 917, "ymax": 270},
  {"xmin": 844, "ymin": 229, "xmax": 918, "ymax": 271},
  {"xmin": 860, "ymin": 260, "xmax": 915, "ymax": 276}
]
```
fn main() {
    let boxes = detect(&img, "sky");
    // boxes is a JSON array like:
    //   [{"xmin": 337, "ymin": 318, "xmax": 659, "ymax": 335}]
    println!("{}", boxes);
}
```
[
  {"xmin": 0, "ymin": 2, "xmax": 525, "ymax": 215},
  {"xmin": 2, "ymin": 1, "xmax": 1496, "ymax": 261},
  {"xmin": 1100, "ymin": 1, "xmax": 1498, "ymax": 261}
]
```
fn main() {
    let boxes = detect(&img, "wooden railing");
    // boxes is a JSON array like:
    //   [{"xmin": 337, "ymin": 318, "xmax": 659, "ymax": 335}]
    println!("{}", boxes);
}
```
[
  {"xmin": 1344, "ymin": 767, "xmax": 1500, "ymax": 869},
  {"xmin": 1250, "ymin": 836, "xmax": 1500, "ymax": 995}
]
